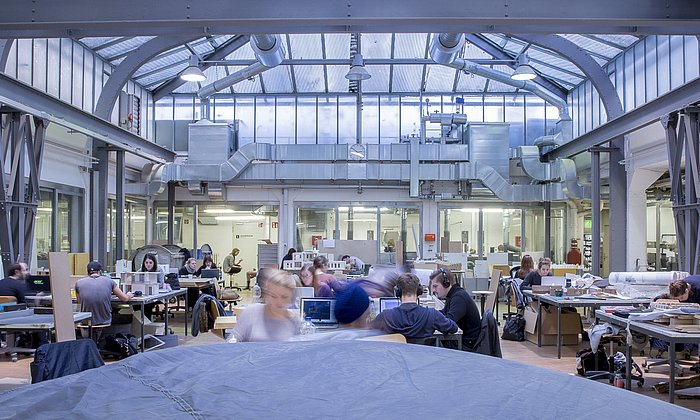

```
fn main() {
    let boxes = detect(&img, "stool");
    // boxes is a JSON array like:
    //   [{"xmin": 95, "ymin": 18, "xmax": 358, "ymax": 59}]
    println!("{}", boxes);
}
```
[{"xmin": 472, "ymin": 291, "xmax": 494, "ymax": 315}]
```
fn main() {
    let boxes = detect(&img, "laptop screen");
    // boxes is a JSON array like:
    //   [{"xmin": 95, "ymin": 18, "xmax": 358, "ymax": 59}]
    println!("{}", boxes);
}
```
[
  {"xmin": 300, "ymin": 298, "xmax": 337, "ymax": 325},
  {"xmin": 379, "ymin": 297, "xmax": 400, "ymax": 313},
  {"xmin": 291, "ymin": 287, "xmax": 315, "ymax": 309},
  {"xmin": 541, "ymin": 276, "xmax": 566, "ymax": 287},
  {"xmin": 200, "ymin": 269, "xmax": 220, "ymax": 279},
  {"xmin": 25, "ymin": 275, "xmax": 51, "ymax": 295}
]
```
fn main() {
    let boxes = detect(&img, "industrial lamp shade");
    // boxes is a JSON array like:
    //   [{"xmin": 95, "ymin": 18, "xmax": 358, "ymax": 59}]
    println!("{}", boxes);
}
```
[
  {"xmin": 511, "ymin": 54, "xmax": 536, "ymax": 81},
  {"xmin": 180, "ymin": 56, "xmax": 207, "ymax": 82},
  {"xmin": 345, "ymin": 53, "xmax": 371, "ymax": 81}
]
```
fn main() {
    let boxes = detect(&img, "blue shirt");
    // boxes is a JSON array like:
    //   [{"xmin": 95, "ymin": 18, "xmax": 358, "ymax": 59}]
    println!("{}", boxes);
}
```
[{"xmin": 372, "ymin": 303, "xmax": 457, "ymax": 339}]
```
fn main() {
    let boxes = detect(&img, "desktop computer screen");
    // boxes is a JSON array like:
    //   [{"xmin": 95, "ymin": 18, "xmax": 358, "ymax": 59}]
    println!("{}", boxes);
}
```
[
  {"xmin": 379, "ymin": 297, "xmax": 400, "ymax": 313},
  {"xmin": 26, "ymin": 275, "xmax": 51, "ymax": 295}
]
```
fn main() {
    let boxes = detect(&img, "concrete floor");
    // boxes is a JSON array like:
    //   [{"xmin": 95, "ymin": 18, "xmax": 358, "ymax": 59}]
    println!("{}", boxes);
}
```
[{"xmin": 1, "ymin": 292, "xmax": 700, "ymax": 413}]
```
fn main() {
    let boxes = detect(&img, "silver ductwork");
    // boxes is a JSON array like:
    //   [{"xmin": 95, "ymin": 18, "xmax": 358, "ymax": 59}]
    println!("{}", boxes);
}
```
[
  {"xmin": 133, "ymin": 141, "xmax": 588, "ymax": 202},
  {"xmin": 429, "ymin": 33, "xmax": 570, "ymax": 120},
  {"xmin": 197, "ymin": 35, "xmax": 285, "ymax": 99}
]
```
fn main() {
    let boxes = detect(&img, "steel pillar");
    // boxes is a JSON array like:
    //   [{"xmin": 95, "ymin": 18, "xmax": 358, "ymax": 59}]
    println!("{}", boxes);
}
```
[{"xmin": 0, "ymin": 113, "xmax": 47, "ymax": 268}]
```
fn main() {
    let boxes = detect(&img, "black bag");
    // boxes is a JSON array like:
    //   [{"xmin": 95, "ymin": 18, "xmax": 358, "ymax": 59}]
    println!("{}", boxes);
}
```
[
  {"xmin": 501, "ymin": 314, "xmax": 526, "ymax": 341},
  {"xmin": 576, "ymin": 347, "xmax": 609, "ymax": 375},
  {"xmin": 165, "ymin": 273, "xmax": 180, "ymax": 290},
  {"xmin": 104, "ymin": 333, "xmax": 138, "ymax": 359}
]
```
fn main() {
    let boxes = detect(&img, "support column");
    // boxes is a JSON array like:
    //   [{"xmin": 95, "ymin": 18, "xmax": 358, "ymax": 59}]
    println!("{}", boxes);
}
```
[
  {"xmin": 167, "ymin": 182, "xmax": 175, "ymax": 245},
  {"xmin": 115, "ymin": 150, "xmax": 125, "ymax": 261},
  {"xmin": 591, "ymin": 149, "xmax": 601, "ymax": 276},
  {"xmin": 421, "ymin": 200, "xmax": 439, "ymax": 259},
  {"xmin": 544, "ymin": 201, "xmax": 551, "ymax": 259},
  {"xmin": 90, "ymin": 142, "xmax": 109, "ymax": 265},
  {"xmin": 608, "ymin": 137, "xmax": 628, "ymax": 273},
  {"xmin": 626, "ymin": 167, "xmax": 663, "ymax": 271}
]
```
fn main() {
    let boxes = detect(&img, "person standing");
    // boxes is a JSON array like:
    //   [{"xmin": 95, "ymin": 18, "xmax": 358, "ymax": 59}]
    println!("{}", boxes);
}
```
[
  {"xmin": 0, "ymin": 262, "xmax": 29, "ymax": 303},
  {"xmin": 75, "ymin": 261, "xmax": 132, "ymax": 326}
]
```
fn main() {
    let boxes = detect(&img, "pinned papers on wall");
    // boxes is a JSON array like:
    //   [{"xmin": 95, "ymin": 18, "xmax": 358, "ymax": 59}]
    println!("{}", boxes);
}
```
[{"xmin": 322, "ymin": 239, "xmax": 336, "ymax": 248}]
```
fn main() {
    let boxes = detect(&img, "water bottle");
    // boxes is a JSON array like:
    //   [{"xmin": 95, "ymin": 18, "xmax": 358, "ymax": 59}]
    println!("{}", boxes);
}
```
[
  {"xmin": 302, "ymin": 317, "xmax": 317, "ymax": 335},
  {"xmin": 369, "ymin": 298, "xmax": 378, "ymax": 320},
  {"xmin": 253, "ymin": 283, "xmax": 262, "ymax": 303}
]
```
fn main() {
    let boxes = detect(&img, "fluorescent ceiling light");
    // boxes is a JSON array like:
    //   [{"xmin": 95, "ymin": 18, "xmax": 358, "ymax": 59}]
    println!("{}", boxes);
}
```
[
  {"xmin": 458, "ymin": 208, "xmax": 480, "ymax": 213},
  {"xmin": 215, "ymin": 215, "xmax": 266, "ymax": 221},
  {"xmin": 180, "ymin": 56, "xmax": 207, "ymax": 82},
  {"xmin": 482, "ymin": 208, "xmax": 504, "ymax": 213},
  {"xmin": 346, "ymin": 218, "xmax": 377, "ymax": 222},
  {"xmin": 37, "ymin": 207, "xmax": 53, "ymax": 212},
  {"xmin": 202, "ymin": 208, "xmax": 235, "ymax": 214}
]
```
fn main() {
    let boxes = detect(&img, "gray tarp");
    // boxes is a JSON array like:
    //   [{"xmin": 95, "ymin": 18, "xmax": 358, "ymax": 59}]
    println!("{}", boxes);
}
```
[{"xmin": 0, "ymin": 341, "xmax": 697, "ymax": 419}]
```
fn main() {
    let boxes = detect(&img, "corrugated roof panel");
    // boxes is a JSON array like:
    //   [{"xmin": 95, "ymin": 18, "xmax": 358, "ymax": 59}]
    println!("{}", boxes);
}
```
[
  {"xmin": 135, "ymin": 49, "xmax": 190, "ymax": 77},
  {"xmin": 527, "ymin": 48, "xmax": 583, "ymax": 76},
  {"xmin": 293, "ymin": 65, "xmax": 326, "ymax": 92},
  {"xmin": 289, "ymin": 34, "xmax": 323, "ymax": 59},
  {"xmin": 80, "ymin": 37, "xmax": 120, "ymax": 49},
  {"xmin": 394, "ymin": 33, "xmax": 428, "ymax": 59},
  {"xmin": 596, "ymin": 35, "xmax": 639, "ymax": 49},
  {"xmin": 362, "ymin": 65, "xmax": 389, "ymax": 92},
  {"xmin": 456, "ymin": 71, "xmax": 487, "ymax": 92},
  {"xmin": 324, "ymin": 34, "xmax": 352, "ymax": 59},
  {"xmin": 142, "ymin": 65, "xmax": 189, "ymax": 89},
  {"xmin": 261, "ymin": 66, "xmax": 293, "ymax": 93},
  {"xmin": 100, "ymin": 36, "xmax": 155, "ymax": 60},
  {"xmin": 190, "ymin": 40, "xmax": 215, "ymax": 56},
  {"xmin": 530, "ymin": 64, "xmax": 583, "ymax": 85},
  {"xmin": 326, "ymin": 65, "xmax": 349, "ymax": 92},
  {"xmin": 482, "ymin": 34, "xmax": 507, "ymax": 48},
  {"xmin": 362, "ymin": 33, "xmax": 392, "ymax": 59},
  {"xmin": 423, "ymin": 64, "xmax": 456, "ymax": 92},
  {"xmin": 561, "ymin": 34, "xmax": 619, "ymax": 58},
  {"xmin": 485, "ymin": 65, "xmax": 518, "ymax": 92},
  {"xmin": 392, "ymin": 64, "xmax": 423, "ymax": 92},
  {"xmin": 462, "ymin": 43, "xmax": 493, "ymax": 60},
  {"xmin": 226, "ymin": 43, "xmax": 256, "ymax": 59},
  {"xmin": 231, "ymin": 74, "xmax": 263, "ymax": 94},
  {"xmin": 173, "ymin": 81, "xmax": 201, "ymax": 94}
]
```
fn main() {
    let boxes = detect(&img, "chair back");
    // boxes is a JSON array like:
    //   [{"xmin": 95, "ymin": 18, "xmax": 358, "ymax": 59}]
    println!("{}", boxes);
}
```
[
  {"xmin": 473, "ymin": 310, "xmax": 502, "ymax": 358},
  {"xmin": 509, "ymin": 266, "xmax": 521, "ymax": 279},
  {"xmin": 483, "ymin": 269, "xmax": 501, "ymax": 314},
  {"xmin": 0, "ymin": 296, "xmax": 17, "ymax": 304},
  {"xmin": 209, "ymin": 300, "xmax": 225, "ymax": 339}
]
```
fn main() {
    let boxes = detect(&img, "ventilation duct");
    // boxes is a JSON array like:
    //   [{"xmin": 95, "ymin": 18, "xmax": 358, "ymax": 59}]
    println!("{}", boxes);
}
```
[{"xmin": 429, "ymin": 33, "xmax": 570, "ymax": 120}]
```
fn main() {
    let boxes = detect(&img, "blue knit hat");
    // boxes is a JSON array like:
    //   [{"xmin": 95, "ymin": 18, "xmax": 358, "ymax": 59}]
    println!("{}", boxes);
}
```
[{"xmin": 334, "ymin": 282, "xmax": 370, "ymax": 324}]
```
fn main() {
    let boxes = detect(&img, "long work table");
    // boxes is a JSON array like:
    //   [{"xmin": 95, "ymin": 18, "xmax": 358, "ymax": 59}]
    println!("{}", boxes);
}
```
[
  {"xmin": 595, "ymin": 309, "xmax": 700, "ymax": 404},
  {"xmin": 525, "ymin": 291, "xmax": 650, "ymax": 358}
]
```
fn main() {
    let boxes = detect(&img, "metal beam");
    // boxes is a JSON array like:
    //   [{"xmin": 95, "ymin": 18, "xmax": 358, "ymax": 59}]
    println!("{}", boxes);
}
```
[
  {"xmin": 546, "ymin": 76, "xmax": 700, "ymax": 159},
  {"xmin": 153, "ymin": 34, "xmax": 251, "ymax": 101},
  {"xmin": 464, "ymin": 34, "xmax": 567, "ymax": 100},
  {"xmin": 94, "ymin": 34, "xmax": 199, "ymax": 120},
  {"xmin": 198, "ymin": 58, "xmax": 514, "ymax": 66},
  {"xmin": 0, "ymin": 38, "xmax": 14, "ymax": 71},
  {"xmin": 514, "ymin": 34, "xmax": 624, "ymax": 120},
  {"xmin": 1, "ymin": 1, "xmax": 699, "ymax": 36},
  {"xmin": 0, "ymin": 72, "xmax": 174, "ymax": 162}
]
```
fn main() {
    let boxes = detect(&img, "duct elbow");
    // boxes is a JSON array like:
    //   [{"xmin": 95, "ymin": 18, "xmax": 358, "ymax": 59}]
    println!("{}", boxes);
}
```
[
  {"xmin": 429, "ymin": 33, "xmax": 465, "ymax": 64},
  {"xmin": 251, "ymin": 34, "xmax": 286, "ymax": 68}
]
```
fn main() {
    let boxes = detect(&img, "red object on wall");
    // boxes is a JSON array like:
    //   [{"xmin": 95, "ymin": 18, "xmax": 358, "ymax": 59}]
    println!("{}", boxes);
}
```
[
  {"xmin": 424, "ymin": 233, "xmax": 436, "ymax": 241},
  {"xmin": 311, "ymin": 235, "xmax": 323, "ymax": 247}
]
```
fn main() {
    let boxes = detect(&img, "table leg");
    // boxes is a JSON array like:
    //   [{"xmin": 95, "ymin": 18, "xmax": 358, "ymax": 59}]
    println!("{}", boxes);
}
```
[
  {"xmin": 537, "ymin": 299, "xmax": 542, "ymax": 347},
  {"xmin": 625, "ymin": 337, "xmax": 632, "ymax": 390},
  {"xmin": 557, "ymin": 306, "xmax": 562, "ymax": 359},
  {"xmin": 669, "ymin": 339, "xmax": 676, "ymax": 404},
  {"xmin": 163, "ymin": 298, "xmax": 169, "ymax": 334},
  {"xmin": 184, "ymin": 292, "xmax": 188, "ymax": 337},
  {"xmin": 140, "ymin": 301, "xmax": 145, "ymax": 353},
  {"xmin": 480, "ymin": 296, "xmax": 486, "ymax": 315}
]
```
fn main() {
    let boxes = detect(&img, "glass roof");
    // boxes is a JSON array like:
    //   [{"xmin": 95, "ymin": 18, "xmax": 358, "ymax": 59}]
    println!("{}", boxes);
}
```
[{"xmin": 79, "ymin": 32, "xmax": 641, "ymax": 97}]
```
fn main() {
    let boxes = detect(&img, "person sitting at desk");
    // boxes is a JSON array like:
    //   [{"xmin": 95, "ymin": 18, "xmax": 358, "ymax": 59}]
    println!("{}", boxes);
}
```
[
  {"xmin": 430, "ymin": 268, "xmax": 481, "ymax": 351},
  {"xmin": 179, "ymin": 258, "xmax": 197, "ymax": 277},
  {"xmin": 195, "ymin": 255, "xmax": 217, "ymax": 277},
  {"xmin": 341, "ymin": 255, "xmax": 365, "ymax": 275},
  {"xmin": 515, "ymin": 255, "xmax": 535, "ymax": 280},
  {"xmin": 519, "ymin": 257, "xmax": 553, "ymax": 291},
  {"xmin": 312, "ymin": 255, "xmax": 339, "ymax": 297},
  {"xmin": 231, "ymin": 269, "xmax": 301, "ymax": 342},
  {"xmin": 669, "ymin": 275, "xmax": 700, "ymax": 304},
  {"xmin": 75, "ymin": 261, "xmax": 132, "ymax": 326},
  {"xmin": 373, "ymin": 273, "xmax": 457, "ymax": 342},
  {"xmin": 138, "ymin": 254, "xmax": 164, "ymax": 320},
  {"xmin": 0, "ymin": 262, "xmax": 29, "ymax": 303},
  {"xmin": 296, "ymin": 263, "xmax": 313, "ymax": 288}
]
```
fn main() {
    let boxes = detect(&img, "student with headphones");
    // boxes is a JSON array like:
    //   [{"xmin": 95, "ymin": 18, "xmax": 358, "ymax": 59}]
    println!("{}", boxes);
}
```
[
  {"xmin": 430, "ymin": 268, "xmax": 481, "ymax": 351},
  {"xmin": 371, "ymin": 273, "xmax": 457, "ymax": 341}
]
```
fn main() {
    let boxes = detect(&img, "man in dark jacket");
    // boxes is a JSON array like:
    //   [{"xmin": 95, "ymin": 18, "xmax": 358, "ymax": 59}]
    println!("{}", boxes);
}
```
[
  {"xmin": 372, "ymin": 273, "xmax": 456, "ymax": 341},
  {"xmin": 0, "ymin": 262, "xmax": 29, "ymax": 303},
  {"xmin": 430, "ymin": 268, "xmax": 481, "ymax": 351}
]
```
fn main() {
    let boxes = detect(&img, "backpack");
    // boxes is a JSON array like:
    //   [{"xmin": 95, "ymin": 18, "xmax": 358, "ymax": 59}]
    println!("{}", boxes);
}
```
[
  {"xmin": 575, "ymin": 347, "xmax": 609, "ymax": 375},
  {"xmin": 104, "ymin": 333, "xmax": 138, "ymax": 359},
  {"xmin": 501, "ymin": 314, "xmax": 526, "ymax": 341}
]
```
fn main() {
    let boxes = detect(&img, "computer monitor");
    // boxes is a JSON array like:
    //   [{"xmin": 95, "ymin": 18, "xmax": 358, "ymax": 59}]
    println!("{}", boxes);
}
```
[
  {"xmin": 300, "ymin": 298, "xmax": 337, "ymax": 327},
  {"xmin": 26, "ymin": 275, "xmax": 51, "ymax": 295},
  {"xmin": 379, "ymin": 297, "xmax": 400, "ymax": 313},
  {"xmin": 200, "ymin": 268, "xmax": 220, "ymax": 279}
]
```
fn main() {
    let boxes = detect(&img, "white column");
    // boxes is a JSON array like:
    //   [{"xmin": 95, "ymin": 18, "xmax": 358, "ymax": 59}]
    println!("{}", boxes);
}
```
[
  {"xmin": 421, "ymin": 200, "xmax": 439, "ymax": 259},
  {"xmin": 626, "ymin": 167, "xmax": 663, "ymax": 271}
]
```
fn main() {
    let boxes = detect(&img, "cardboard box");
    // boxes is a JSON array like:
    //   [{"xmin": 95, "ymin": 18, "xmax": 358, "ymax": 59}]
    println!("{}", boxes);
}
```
[
  {"xmin": 71, "ymin": 253, "xmax": 90, "ymax": 275},
  {"xmin": 523, "ymin": 303, "xmax": 582, "ymax": 346},
  {"xmin": 131, "ymin": 313, "xmax": 165, "ymax": 336}
]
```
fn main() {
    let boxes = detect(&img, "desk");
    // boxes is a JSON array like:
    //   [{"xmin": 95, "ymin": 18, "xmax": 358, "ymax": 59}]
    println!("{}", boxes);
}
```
[
  {"xmin": 213, "ymin": 315, "xmax": 237, "ymax": 330},
  {"xmin": 596, "ymin": 310, "xmax": 700, "ymax": 404},
  {"xmin": 527, "ymin": 292, "xmax": 649, "ymax": 359},
  {"xmin": 0, "ymin": 309, "xmax": 92, "ymax": 361},
  {"xmin": 121, "ymin": 289, "xmax": 187, "ymax": 353}
]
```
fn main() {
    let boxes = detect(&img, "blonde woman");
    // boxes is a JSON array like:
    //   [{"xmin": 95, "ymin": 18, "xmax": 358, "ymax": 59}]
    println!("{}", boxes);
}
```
[{"xmin": 231, "ymin": 269, "xmax": 301, "ymax": 342}]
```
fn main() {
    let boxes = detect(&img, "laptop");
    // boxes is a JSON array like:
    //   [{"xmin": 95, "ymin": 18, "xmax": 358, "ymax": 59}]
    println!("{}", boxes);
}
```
[
  {"xmin": 541, "ymin": 276, "xmax": 566, "ymax": 287},
  {"xmin": 200, "ymin": 268, "xmax": 220, "ymax": 279},
  {"xmin": 379, "ymin": 297, "xmax": 400, "ymax": 313},
  {"xmin": 300, "ymin": 298, "xmax": 337, "ymax": 329},
  {"xmin": 25, "ymin": 275, "xmax": 51, "ymax": 295}
]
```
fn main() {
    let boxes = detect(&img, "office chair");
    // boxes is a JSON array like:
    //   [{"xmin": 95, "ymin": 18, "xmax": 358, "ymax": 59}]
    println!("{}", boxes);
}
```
[
  {"xmin": 583, "ymin": 334, "xmax": 645, "ymax": 387},
  {"xmin": 642, "ymin": 338, "xmax": 698, "ymax": 377}
]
